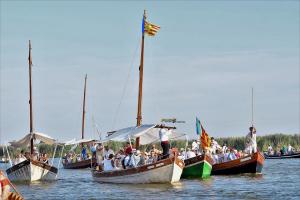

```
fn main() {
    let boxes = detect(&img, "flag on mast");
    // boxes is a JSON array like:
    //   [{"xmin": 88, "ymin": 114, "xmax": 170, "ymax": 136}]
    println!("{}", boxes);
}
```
[
  {"xmin": 142, "ymin": 14, "xmax": 160, "ymax": 36},
  {"xmin": 196, "ymin": 118, "xmax": 211, "ymax": 149}
]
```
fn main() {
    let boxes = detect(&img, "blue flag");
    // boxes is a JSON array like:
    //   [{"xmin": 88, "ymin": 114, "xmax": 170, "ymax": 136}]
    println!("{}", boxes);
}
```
[
  {"xmin": 196, "ymin": 117, "xmax": 201, "ymax": 135},
  {"xmin": 142, "ymin": 17, "xmax": 145, "ymax": 33}
]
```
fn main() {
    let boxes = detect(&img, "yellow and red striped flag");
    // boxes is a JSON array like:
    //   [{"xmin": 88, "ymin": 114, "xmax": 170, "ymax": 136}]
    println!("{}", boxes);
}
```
[
  {"xmin": 200, "ymin": 123, "xmax": 211, "ymax": 149},
  {"xmin": 142, "ymin": 15, "xmax": 160, "ymax": 37}
]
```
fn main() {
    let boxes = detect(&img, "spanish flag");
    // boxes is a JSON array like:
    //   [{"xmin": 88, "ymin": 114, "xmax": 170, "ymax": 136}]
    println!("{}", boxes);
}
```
[{"xmin": 142, "ymin": 17, "xmax": 160, "ymax": 36}]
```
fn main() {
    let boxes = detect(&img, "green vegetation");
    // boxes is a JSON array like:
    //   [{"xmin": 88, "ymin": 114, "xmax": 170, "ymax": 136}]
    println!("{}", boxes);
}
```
[{"xmin": 1, "ymin": 134, "xmax": 299, "ymax": 158}]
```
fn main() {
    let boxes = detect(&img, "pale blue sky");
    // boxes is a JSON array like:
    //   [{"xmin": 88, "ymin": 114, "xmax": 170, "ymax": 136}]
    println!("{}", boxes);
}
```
[{"xmin": 1, "ymin": 1, "xmax": 299, "ymax": 142}]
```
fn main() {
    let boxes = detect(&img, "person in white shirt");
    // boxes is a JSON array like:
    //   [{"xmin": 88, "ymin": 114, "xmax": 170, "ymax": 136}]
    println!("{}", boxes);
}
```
[
  {"xmin": 103, "ymin": 154, "xmax": 115, "ymax": 171},
  {"xmin": 210, "ymin": 137, "xmax": 220, "ymax": 154},
  {"xmin": 159, "ymin": 127, "xmax": 172, "ymax": 159},
  {"xmin": 223, "ymin": 149, "xmax": 230, "ymax": 162},
  {"xmin": 287, "ymin": 144, "xmax": 294, "ymax": 154},
  {"xmin": 192, "ymin": 140, "xmax": 199, "ymax": 152},
  {"xmin": 103, "ymin": 146, "xmax": 114, "ymax": 160},
  {"xmin": 222, "ymin": 144, "xmax": 228, "ymax": 154},
  {"xmin": 267, "ymin": 145, "xmax": 273, "ymax": 155},
  {"xmin": 245, "ymin": 126, "xmax": 257, "ymax": 154},
  {"xmin": 186, "ymin": 148, "xmax": 196, "ymax": 159},
  {"xmin": 228, "ymin": 149, "xmax": 237, "ymax": 161}
]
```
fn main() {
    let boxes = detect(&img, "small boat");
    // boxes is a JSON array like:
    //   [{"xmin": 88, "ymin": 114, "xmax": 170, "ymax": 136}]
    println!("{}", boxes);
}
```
[
  {"xmin": 62, "ymin": 75, "xmax": 97, "ymax": 169},
  {"xmin": 62, "ymin": 139, "xmax": 97, "ymax": 169},
  {"xmin": 211, "ymin": 152, "xmax": 264, "ymax": 175},
  {"xmin": 5, "ymin": 41, "xmax": 60, "ymax": 182},
  {"xmin": 181, "ymin": 154, "xmax": 213, "ymax": 179},
  {"xmin": 91, "ymin": 125, "xmax": 185, "ymax": 184},
  {"xmin": 264, "ymin": 152, "xmax": 300, "ymax": 159}
]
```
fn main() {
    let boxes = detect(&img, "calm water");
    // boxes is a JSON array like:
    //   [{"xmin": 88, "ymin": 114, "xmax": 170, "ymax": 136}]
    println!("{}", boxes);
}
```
[{"xmin": 1, "ymin": 159, "xmax": 300, "ymax": 200}]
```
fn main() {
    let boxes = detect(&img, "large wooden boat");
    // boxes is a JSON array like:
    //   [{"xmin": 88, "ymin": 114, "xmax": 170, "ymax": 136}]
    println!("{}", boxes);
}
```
[
  {"xmin": 264, "ymin": 152, "xmax": 300, "ymax": 159},
  {"xmin": 92, "ymin": 155, "xmax": 184, "ymax": 184},
  {"xmin": 92, "ymin": 11, "xmax": 185, "ymax": 184},
  {"xmin": 62, "ymin": 75, "xmax": 97, "ymax": 169},
  {"xmin": 181, "ymin": 154, "xmax": 213, "ymax": 179},
  {"xmin": 5, "ymin": 41, "xmax": 59, "ymax": 182},
  {"xmin": 211, "ymin": 152, "xmax": 264, "ymax": 175}
]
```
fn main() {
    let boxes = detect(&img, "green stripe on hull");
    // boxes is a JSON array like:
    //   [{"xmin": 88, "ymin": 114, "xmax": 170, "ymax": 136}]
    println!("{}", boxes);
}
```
[{"xmin": 182, "ymin": 160, "xmax": 212, "ymax": 179}]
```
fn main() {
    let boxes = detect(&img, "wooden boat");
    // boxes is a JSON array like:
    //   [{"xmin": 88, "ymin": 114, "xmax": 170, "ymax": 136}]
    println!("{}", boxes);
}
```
[
  {"xmin": 92, "ymin": 11, "xmax": 185, "ymax": 184},
  {"xmin": 92, "ymin": 155, "xmax": 184, "ymax": 184},
  {"xmin": 181, "ymin": 154, "xmax": 213, "ymax": 179},
  {"xmin": 264, "ymin": 152, "xmax": 300, "ymax": 159},
  {"xmin": 211, "ymin": 152, "xmax": 264, "ymax": 175},
  {"xmin": 63, "ymin": 157, "xmax": 97, "ymax": 169},
  {"xmin": 6, "ymin": 41, "xmax": 59, "ymax": 182},
  {"xmin": 62, "ymin": 75, "xmax": 97, "ymax": 169}
]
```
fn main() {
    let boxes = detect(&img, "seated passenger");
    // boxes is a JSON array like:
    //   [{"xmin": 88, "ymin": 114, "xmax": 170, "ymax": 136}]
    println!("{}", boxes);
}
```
[
  {"xmin": 124, "ymin": 153, "xmax": 137, "ymax": 168},
  {"xmin": 228, "ymin": 149, "xmax": 237, "ymax": 161},
  {"xmin": 103, "ymin": 154, "xmax": 115, "ymax": 171},
  {"xmin": 186, "ymin": 148, "xmax": 196, "ymax": 159},
  {"xmin": 223, "ymin": 149, "xmax": 230, "ymax": 162}
]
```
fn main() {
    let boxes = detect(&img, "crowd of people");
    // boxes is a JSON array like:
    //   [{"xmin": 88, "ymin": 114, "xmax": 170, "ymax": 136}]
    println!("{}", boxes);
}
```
[
  {"xmin": 267, "ymin": 144, "xmax": 295, "ymax": 156},
  {"xmin": 14, "ymin": 147, "xmax": 49, "ymax": 165},
  {"xmin": 94, "ymin": 143, "xmax": 166, "ymax": 171}
]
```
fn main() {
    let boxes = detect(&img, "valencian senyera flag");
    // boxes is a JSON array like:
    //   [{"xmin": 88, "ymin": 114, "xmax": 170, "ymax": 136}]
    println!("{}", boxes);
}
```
[
  {"xmin": 142, "ymin": 17, "xmax": 160, "ymax": 36},
  {"xmin": 196, "ymin": 117, "xmax": 211, "ymax": 149}
]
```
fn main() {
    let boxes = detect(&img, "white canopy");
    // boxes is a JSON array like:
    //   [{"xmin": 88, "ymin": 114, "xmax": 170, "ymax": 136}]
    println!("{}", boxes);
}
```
[
  {"xmin": 100, "ymin": 124, "xmax": 185, "ymax": 145},
  {"xmin": 64, "ymin": 138, "xmax": 96, "ymax": 145},
  {"xmin": 9, "ymin": 132, "xmax": 56, "ymax": 147}
]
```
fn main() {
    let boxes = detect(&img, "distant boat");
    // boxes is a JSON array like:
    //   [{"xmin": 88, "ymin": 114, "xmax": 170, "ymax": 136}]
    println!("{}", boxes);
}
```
[
  {"xmin": 211, "ymin": 152, "xmax": 264, "ymax": 175},
  {"xmin": 91, "ymin": 11, "xmax": 184, "ymax": 184},
  {"xmin": 264, "ymin": 152, "xmax": 300, "ymax": 159},
  {"xmin": 62, "ymin": 75, "xmax": 97, "ymax": 169},
  {"xmin": 182, "ymin": 154, "xmax": 213, "ymax": 179},
  {"xmin": 62, "ymin": 139, "xmax": 97, "ymax": 169},
  {"xmin": 6, "ymin": 41, "xmax": 59, "ymax": 182}
]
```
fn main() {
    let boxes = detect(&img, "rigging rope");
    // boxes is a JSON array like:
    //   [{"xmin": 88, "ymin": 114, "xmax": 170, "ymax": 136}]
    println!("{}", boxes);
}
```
[{"xmin": 111, "ymin": 39, "xmax": 140, "ymax": 130}]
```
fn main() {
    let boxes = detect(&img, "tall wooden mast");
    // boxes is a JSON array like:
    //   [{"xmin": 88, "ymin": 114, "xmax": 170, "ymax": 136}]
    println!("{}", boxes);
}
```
[
  {"xmin": 28, "ymin": 40, "xmax": 34, "ymax": 155},
  {"xmin": 81, "ymin": 74, "xmax": 87, "ymax": 139},
  {"xmin": 135, "ymin": 10, "xmax": 146, "ymax": 149},
  {"xmin": 251, "ymin": 87, "xmax": 254, "ymax": 127}
]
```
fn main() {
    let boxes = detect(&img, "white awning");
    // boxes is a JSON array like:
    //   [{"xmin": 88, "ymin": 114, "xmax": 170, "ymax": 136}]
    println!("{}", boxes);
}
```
[
  {"xmin": 64, "ymin": 138, "xmax": 96, "ymax": 145},
  {"xmin": 99, "ymin": 124, "xmax": 185, "ymax": 145},
  {"xmin": 9, "ymin": 132, "xmax": 56, "ymax": 147}
]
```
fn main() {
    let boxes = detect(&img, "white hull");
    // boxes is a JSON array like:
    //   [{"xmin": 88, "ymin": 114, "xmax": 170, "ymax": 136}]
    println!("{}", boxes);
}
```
[
  {"xmin": 93, "ymin": 160, "xmax": 183, "ymax": 184},
  {"xmin": 7, "ymin": 160, "xmax": 57, "ymax": 182}
]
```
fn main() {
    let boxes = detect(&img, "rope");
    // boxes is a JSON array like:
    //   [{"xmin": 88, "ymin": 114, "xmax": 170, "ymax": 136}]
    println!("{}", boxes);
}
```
[{"xmin": 111, "ymin": 39, "xmax": 140, "ymax": 130}]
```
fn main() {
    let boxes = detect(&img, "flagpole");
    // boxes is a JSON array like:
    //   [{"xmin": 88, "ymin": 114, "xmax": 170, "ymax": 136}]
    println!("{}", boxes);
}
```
[
  {"xmin": 135, "ymin": 10, "xmax": 146, "ymax": 149},
  {"xmin": 28, "ymin": 40, "xmax": 34, "ymax": 155},
  {"xmin": 81, "ymin": 74, "xmax": 87, "ymax": 139}
]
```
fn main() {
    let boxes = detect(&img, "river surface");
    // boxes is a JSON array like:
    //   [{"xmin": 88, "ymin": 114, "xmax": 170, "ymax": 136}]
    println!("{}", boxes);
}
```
[{"xmin": 1, "ymin": 159, "xmax": 299, "ymax": 200}]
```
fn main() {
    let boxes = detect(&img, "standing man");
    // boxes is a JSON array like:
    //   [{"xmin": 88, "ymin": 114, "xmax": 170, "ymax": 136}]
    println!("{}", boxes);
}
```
[
  {"xmin": 245, "ymin": 126, "xmax": 257, "ymax": 154},
  {"xmin": 159, "ymin": 127, "xmax": 172, "ymax": 159}
]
